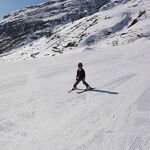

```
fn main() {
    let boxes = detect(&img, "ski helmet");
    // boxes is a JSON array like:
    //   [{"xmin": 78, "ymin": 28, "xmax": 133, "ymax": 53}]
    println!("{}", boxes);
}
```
[{"xmin": 78, "ymin": 62, "xmax": 83, "ymax": 67}]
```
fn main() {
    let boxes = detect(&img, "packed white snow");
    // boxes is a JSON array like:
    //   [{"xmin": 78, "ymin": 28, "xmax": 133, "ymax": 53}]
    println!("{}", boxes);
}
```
[
  {"xmin": 0, "ymin": 0, "xmax": 150, "ymax": 149},
  {"xmin": 0, "ymin": 39, "xmax": 150, "ymax": 150}
]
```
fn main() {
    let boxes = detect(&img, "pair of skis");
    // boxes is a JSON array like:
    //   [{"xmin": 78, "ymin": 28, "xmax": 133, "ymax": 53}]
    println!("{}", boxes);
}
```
[{"xmin": 68, "ymin": 87, "xmax": 95, "ymax": 94}]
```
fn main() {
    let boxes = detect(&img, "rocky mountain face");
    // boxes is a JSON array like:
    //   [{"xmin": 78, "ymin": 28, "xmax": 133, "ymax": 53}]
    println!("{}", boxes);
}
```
[{"xmin": 0, "ymin": 0, "xmax": 109, "ymax": 54}]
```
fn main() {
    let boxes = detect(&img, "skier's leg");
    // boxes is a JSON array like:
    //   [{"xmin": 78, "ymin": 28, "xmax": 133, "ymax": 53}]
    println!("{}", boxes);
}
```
[
  {"xmin": 73, "ymin": 79, "xmax": 81, "ymax": 89},
  {"xmin": 82, "ymin": 78, "xmax": 89, "ymax": 88}
]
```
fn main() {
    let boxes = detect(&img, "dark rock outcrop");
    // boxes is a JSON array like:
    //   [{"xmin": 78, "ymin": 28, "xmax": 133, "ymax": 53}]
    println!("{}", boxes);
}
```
[{"xmin": 0, "ymin": 0, "xmax": 109, "ymax": 54}]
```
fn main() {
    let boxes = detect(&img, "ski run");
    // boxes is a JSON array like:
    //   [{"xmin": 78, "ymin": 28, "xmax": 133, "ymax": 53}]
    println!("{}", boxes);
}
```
[
  {"xmin": 0, "ymin": 0, "xmax": 150, "ymax": 149},
  {"xmin": 0, "ymin": 39, "xmax": 150, "ymax": 150}
]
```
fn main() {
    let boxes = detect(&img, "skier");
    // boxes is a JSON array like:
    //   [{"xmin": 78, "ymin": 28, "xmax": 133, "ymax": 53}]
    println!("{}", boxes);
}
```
[{"xmin": 72, "ymin": 62, "xmax": 91, "ymax": 90}]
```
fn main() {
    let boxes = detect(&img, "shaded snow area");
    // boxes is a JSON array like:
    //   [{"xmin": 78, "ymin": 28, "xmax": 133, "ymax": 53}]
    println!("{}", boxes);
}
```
[{"xmin": 0, "ymin": 39, "xmax": 150, "ymax": 150}]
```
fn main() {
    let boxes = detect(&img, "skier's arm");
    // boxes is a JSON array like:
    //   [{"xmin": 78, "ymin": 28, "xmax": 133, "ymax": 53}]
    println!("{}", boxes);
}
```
[
  {"xmin": 82, "ymin": 69, "xmax": 86, "ymax": 80},
  {"xmin": 76, "ymin": 70, "xmax": 79, "ymax": 80},
  {"xmin": 82, "ymin": 69, "xmax": 85, "ymax": 77}
]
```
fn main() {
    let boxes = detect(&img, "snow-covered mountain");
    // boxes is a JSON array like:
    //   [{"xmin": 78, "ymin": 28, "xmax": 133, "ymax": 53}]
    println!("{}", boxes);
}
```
[
  {"xmin": 0, "ymin": 0, "xmax": 109, "ymax": 54},
  {"xmin": 0, "ymin": 0, "xmax": 149, "ymax": 61}
]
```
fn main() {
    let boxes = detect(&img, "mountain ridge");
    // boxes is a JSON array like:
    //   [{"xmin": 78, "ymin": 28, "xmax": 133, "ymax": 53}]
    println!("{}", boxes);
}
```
[
  {"xmin": 0, "ymin": 0, "xmax": 150, "ymax": 62},
  {"xmin": 0, "ymin": 0, "xmax": 109, "ymax": 54}
]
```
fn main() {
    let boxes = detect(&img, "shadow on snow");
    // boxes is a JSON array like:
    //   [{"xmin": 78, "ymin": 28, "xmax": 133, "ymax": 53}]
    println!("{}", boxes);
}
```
[
  {"xmin": 77, "ymin": 88, "xmax": 119, "ymax": 95},
  {"xmin": 91, "ymin": 89, "xmax": 119, "ymax": 95}
]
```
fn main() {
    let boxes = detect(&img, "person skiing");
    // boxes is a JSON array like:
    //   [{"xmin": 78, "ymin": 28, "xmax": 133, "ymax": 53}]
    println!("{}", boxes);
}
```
[{"xmin": 72, "ymin": 62, "xmax": 91, "ymax": 90}]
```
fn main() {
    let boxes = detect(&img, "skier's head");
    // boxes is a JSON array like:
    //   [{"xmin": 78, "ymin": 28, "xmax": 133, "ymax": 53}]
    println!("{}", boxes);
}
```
[{"xmin": 78, "ymin": 62, "xmax": 83, "ymax": 68}]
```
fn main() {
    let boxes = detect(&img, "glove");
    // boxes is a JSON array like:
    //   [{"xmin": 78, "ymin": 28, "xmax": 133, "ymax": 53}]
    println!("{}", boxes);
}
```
[{"xmin": 76, "ymin": 76, "xmax": 79, "ymax": 80}]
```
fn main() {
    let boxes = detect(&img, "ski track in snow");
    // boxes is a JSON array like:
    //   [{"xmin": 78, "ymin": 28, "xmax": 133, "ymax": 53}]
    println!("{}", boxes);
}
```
[
  {"xmin": 0, "ymin": 0, "xmax": 150, "ymax": 149},
  {"xmin": 0, "ymin": 40, "xmax": 150, "ymax": 150}
]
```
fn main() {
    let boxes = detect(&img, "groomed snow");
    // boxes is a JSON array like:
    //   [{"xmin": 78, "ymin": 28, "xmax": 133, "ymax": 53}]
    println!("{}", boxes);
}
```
[
  {"xmin": 0, "ymin": 39, "xmax": 150, "ymax": 150},
  {"xmin": 0, "ymin": 0, "xmax": 150, "ymax": 149}
]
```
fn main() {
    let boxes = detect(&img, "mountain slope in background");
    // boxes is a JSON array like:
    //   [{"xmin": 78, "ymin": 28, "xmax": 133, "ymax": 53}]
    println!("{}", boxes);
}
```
[
  {"xmin": 0, "ymin": 0, "xmax": 109, "ymax": 54},
  {"xmin": 0, "ymin": 0, "xmax": 149, "ymax": 62}
]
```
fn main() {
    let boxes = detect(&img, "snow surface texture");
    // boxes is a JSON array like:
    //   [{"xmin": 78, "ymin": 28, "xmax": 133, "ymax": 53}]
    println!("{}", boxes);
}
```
[
  {"xmin": 0, "ymin": 39, "xmax": 150, "ymax": 150},
  {"xmin": 0, "ymin": 0, "xmax": 150, "ymax": 150}
]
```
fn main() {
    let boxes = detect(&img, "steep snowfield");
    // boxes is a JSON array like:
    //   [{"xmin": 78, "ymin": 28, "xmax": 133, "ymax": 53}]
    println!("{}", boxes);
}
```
[
  {"xmin": 0, "ymin": 39, "xmax": 150, "ymax": 150},
  {"xmin": 0, "ymin": 0, "xmax": 149, "ymax": 62},
  {"xmin": 0, "ymin": 0, "xmax": 110, "ymax": 54}
]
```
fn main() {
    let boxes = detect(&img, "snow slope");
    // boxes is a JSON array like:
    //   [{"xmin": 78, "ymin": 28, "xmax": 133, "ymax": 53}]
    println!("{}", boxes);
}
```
[
  {"xmin": 0, "ymin": 0, "xmax": 150, "ymax": 149},
  {"xmin": 0, "ymin": 39, "xmax": 150, "ymax": 150}
]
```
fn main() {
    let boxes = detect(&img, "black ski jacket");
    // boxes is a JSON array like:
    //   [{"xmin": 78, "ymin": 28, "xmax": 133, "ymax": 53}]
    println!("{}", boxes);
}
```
[{"xmin": 76, "ymin": 69, "xmax": 85, "ymax": 79}]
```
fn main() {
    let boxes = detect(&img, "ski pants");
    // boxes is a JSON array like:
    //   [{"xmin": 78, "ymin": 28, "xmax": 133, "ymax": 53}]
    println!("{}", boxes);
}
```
[{"xmin": 73, "ymin": 78, "xmax": 89, "ymax": 88}]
